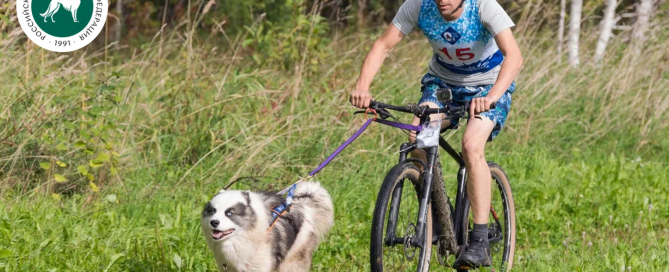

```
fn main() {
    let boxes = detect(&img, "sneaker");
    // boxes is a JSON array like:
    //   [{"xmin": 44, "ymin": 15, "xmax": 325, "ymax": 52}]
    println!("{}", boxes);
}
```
[{"xmin": 452, "ymin": 238, "xmax": 491, "ymax": 268}]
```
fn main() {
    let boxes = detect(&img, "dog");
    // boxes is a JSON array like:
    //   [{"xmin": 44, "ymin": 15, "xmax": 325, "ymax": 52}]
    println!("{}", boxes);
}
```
[
  {"xmin": 201, "ymin": 182, "xmax": 334, "ymax": 272},
  {"xmin": 40, "ymin": 0, "xmax": 81, "ymax": 23}
]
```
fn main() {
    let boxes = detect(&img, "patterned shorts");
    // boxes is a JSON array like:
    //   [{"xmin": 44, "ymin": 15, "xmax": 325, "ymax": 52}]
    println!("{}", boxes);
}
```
[{"xmin": 418, "ymin": 74, "xmax": 515, "ymax": 141}]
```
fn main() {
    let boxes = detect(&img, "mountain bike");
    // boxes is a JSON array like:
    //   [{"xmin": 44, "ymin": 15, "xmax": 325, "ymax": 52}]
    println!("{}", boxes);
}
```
[{"xmin": 366, "ymin": 90, "xmax": 516, "ymax": 272}]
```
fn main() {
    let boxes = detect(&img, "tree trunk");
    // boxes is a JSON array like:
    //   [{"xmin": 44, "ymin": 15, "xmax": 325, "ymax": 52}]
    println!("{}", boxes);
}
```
[
  {"xmin": 630, "ymin": 0, "xmax": 653, "ymax": 55},
  {"xmin": 568, "ymin": 0, "xmax": 582, "ymax": 68},
  {"xmin": 116, "ymin": 0, "xmax": 123, "ymax": 46},
  {"xmin": 557, "ymin": 0, "xmax": 566, "ymax": 63},
  {"xmin": 594, "ymin": 0, "xmax": 617, "ymax": 64},
  {"xmin": 356, "ymin": 0, "xmax": 366, "ymax": 27}
]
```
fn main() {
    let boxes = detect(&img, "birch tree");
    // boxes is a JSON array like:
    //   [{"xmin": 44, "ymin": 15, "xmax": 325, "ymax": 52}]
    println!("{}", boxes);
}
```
[
  {"xmin": 569, "ymin": 0, "xmax": 583, "ymax": 67},
  {"xmin": 630, "ymin": 0, "xmax": 653, "ymax": 55},
  {"xmin": 558, "ymin": 0, "xmax": 566, "ymax": 62},
  {"xmin": 116, "ymin": 0, "xmax": 123, "ymax": 45},
  {"xmin": 594, "ymin": 0, "xmax": 617, "ymax": 63}
]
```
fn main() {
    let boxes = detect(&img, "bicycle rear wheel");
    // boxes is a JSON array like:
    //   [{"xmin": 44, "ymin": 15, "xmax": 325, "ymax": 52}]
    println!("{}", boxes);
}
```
[
  {"xmin": 371, "ymin": 163, "xmax": 432, "ymax": 272},
  {"xmin": 458, "ymin": 162, "xmax": 516, "ymax": 272}
]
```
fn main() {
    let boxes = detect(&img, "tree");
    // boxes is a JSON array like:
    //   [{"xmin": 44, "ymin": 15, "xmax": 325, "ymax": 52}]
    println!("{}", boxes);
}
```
[
  {"xmin": 630, "ymin": 0, "xmax": 653, "ymax": 55},
  {"xmin": 116, "ymin": 0, "xmax": 123, "ymax": 46},
  {"xmin": 595, "ymin": 0, "xmax": 618, "ymax": 64},
  {"xmin": 558, "ymin": 0, "xmax": 566, "ymax": 63},
  {"xmin": 569, "ymin": 0, "xmax": 583, "ymax": 67}
]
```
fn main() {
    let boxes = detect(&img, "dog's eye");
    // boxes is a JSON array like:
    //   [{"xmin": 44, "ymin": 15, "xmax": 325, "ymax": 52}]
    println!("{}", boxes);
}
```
[
  {"xmin": 225, "ymin": 209, "xmax": 234, "ymax": 217},
  {"xmin": 226, "ymin": 211, "xmax": 232, "ymax": 217}
]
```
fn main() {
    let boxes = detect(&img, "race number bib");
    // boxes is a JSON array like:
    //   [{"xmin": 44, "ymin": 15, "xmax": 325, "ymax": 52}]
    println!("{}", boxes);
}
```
[{"xmin": 416, "ymin": 120, "xmax": 440, "ymax": 148}]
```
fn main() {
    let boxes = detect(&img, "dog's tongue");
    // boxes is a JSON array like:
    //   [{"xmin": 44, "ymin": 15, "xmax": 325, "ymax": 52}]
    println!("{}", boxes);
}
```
[
  {"xmin": 212, "ymin": 230, "xmax": 225, "ymax": 239},
  {"xmin": 212, "ymin": 229, "xmax": 234, "ymax": 239}
]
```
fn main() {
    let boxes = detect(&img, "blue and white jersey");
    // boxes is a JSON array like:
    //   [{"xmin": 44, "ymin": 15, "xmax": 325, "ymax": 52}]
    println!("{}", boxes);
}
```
[{"xmin": 393, "ymin": 0, "xmax": 515, "ymax": 86}]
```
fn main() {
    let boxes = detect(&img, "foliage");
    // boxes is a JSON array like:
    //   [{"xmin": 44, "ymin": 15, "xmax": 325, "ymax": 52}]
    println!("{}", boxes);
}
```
[
  {"xmin": 241, "ymin": 2, "xmax": 331, "ymax": 70},
  {"xmin": 1, "ymin": 74, "xmax": 123, "ymax": 194}
]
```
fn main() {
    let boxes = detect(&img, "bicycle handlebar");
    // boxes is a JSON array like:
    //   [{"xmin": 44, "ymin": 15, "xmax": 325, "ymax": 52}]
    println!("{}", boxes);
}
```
[{"xmin": 368, "ymin": 100, "xmax": 495, "ymax": 120}]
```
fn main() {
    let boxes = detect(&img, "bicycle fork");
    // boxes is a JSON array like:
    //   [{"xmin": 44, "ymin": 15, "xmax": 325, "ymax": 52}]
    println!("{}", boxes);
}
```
[
  {"xmin": 384, "ymin": 143, "xmax": 439, "ymax": 249},
  {"xmin": 410, "ymin": 145, "xmax": 439, "ymax": 248}
]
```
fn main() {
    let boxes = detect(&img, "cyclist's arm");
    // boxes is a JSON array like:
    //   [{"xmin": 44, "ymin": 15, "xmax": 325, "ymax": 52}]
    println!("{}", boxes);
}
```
[
  {"xmin": 350, "ymin": 25, "xmax": 405, "ymax": 108},
  {"xmin": 470, "ymin": 0, "xmax": 522, "ymax": 115},
  {"xmin": 487, "ymin": 29, "xmax": 523, "ymax": 102}
]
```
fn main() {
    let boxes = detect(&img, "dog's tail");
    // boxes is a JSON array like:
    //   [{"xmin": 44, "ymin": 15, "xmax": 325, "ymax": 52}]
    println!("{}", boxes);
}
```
[
  {"xmin": 292, "ymin": 182, "xmax": 334, "ymax": 239},
  {"xmin": 40, "ymin": 2, "xmax": 58, "ymax": 17}
]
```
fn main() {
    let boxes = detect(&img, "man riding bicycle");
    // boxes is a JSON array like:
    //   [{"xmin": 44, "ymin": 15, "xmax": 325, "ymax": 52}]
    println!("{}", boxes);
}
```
[{"xmin": 349, "ymin": 0, "xmax": 522, "ymax": 267}]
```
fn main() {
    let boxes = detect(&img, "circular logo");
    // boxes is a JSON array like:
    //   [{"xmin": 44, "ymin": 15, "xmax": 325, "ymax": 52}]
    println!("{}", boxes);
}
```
[{"xmin": 17, "ymin": 0, "xmax": 108, "ymax": 52}]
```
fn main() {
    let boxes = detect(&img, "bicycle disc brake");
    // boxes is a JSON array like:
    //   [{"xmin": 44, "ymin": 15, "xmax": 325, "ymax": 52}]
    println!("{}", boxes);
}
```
[{"xmin": 403, "ymin": 223, "xmax": 417, "ymax": 261}]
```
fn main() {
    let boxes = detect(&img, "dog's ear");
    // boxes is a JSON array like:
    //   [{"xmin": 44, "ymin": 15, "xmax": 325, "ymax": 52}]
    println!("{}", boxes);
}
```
[
  {"xmin": 218, "ymin": 189, "xmax": 226, "ymax": 194},
  {"xmin": 242, "ymin": 191, "xmax": 251, "ymax": 206}
]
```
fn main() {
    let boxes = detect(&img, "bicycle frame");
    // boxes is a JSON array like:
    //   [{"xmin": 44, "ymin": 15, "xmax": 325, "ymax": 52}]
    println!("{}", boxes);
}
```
[{"xmin": 383, "ymin": 124, "xmax": 470, "ymax": 270}]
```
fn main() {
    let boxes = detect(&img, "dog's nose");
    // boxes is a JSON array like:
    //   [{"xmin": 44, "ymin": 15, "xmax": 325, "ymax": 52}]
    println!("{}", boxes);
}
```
[{"xmin": 210, "ymin": 220, "xmax": 220, "ymax": 228}]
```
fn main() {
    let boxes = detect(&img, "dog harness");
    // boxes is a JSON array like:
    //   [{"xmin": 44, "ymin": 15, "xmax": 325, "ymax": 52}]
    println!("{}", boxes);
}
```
[{"xmin": 266, "ymin": 182, "xmax": 298, "ymax": 233}]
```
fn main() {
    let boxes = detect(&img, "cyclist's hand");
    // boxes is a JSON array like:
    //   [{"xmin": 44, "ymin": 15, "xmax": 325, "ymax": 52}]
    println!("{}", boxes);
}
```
[
  {"xmin": 350, "ymin": 89, "xmax": 373, "ymax": 109},
  {"xmin": 469, "ymin": 96, "xmax": 496, "ymax": 118}
]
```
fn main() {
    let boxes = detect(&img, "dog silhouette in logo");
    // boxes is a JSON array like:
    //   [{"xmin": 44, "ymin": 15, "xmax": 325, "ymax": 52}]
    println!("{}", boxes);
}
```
[
  {"xmin": 444, "ymin": 32, "xmax": 454, "ymax": 43},
  {"xmin": 40, "ymin": 0, "xmax": 81, "ymax": 23}
]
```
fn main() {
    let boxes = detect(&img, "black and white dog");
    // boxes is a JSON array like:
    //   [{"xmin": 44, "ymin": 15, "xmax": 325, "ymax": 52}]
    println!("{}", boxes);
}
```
[{"xmin": 201, "ymin": 182, "xmax": 334, "ymax": 272}]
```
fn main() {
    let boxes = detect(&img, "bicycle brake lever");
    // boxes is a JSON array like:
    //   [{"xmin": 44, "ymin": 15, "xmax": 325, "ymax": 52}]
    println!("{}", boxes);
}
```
[{"xmin": 377, "ymin": 109, "xmax": 392, "ymax": 120}]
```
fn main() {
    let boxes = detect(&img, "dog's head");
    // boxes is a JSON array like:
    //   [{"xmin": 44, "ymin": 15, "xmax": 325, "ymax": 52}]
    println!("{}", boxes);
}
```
[{"xmin": 201, "ymin": 190, "xmax": 258, "ymax": 242}]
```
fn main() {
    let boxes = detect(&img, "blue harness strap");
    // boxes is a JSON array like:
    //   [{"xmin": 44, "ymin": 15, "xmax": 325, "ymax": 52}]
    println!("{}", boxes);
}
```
[
  {"xmin": 267, "ymin": 182, "xmax": 298, "ymax": 232},
  {"xmin": 271, "ymin": 183, "xmax": 296, "ymax": 220}
]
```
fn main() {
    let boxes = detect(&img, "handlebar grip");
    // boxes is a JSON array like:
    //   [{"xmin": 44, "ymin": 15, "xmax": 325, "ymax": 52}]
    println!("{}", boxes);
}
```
[{"xmin": 465, "ymin": 101, "xmax": 496, "ymax": 111}]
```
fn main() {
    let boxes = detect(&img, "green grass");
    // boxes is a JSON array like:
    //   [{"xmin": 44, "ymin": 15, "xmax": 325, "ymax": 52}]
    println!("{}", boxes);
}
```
[
  {"xmin": 1, "ymin": 151, "xmax": 668, "ymax": 271},
  {"xmin": 1, "ymin": 13, "xmax": 669, "ymax": 271}
]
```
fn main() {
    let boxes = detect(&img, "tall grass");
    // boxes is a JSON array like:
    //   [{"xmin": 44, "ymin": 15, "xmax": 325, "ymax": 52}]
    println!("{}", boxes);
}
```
[
  {"xmin": 2, "ymin": 15, "xmax": 667, "ymax": 191},
  {"xmin": 1, "ymin": 3, "xmax": 668, "ymax": 271}
]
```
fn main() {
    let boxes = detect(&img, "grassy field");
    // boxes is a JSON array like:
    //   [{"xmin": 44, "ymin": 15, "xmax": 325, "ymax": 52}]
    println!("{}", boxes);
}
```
[{"xmin": 1, "ymin": 11, "xmax": 669, "ymax": 271}]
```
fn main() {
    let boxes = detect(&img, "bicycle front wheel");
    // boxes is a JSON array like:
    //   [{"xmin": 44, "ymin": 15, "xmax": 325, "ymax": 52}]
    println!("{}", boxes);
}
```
[
  {"xmin": 371, "ymin": 163, "xmax": 432, "ymax": 272},
  {"xmin": 458, "ymin": 162, "xmax": 516, "ymax": 272}
]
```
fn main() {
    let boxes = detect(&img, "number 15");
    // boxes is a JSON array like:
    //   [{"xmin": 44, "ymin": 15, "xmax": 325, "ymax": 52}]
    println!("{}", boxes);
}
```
[{"xmin": 440, "ymin": 47, "xmax": 474, "ymax": 61}]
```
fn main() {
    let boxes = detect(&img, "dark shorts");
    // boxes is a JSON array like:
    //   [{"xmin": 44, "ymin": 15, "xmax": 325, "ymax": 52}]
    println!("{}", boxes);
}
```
[{"xmin": 418, "ymin": 74, "xmax": 515, "ymax": 141}]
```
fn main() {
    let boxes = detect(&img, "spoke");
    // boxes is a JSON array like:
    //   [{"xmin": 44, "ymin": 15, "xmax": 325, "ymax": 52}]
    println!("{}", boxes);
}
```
[{"xmin": 382, "ymin": 177, "xmax": 423, "ymax": 271}]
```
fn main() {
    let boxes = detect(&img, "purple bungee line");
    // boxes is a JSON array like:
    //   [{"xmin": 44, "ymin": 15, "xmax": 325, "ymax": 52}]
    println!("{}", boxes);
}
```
[
  {"xmin": 374, "ymin": 119, "xmax": 423, "ymax": 131},
  {"xmin": 307, "ymin": 118, "xmax": 422, "ymax": 177},
  {"xmin": 308, "ymin": 118, "xmax": 374, "ymax": 176}
]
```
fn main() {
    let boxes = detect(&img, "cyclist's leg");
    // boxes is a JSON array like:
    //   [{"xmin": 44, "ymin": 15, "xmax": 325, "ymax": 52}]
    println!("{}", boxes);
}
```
[
  {"xmin": 452, "ymin": 116, "xmax": 495, "ymax": 268},
  {"xmin": 454, "ymin": 86, "xmax": 513, "ymax": 267},
  {"xmin": 462, "ymin": 118, "xmax": 494, "ymax": 225},
  {"xmin": 463, "ymin": 88, "xmax": 513, "ymax": 222}
]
